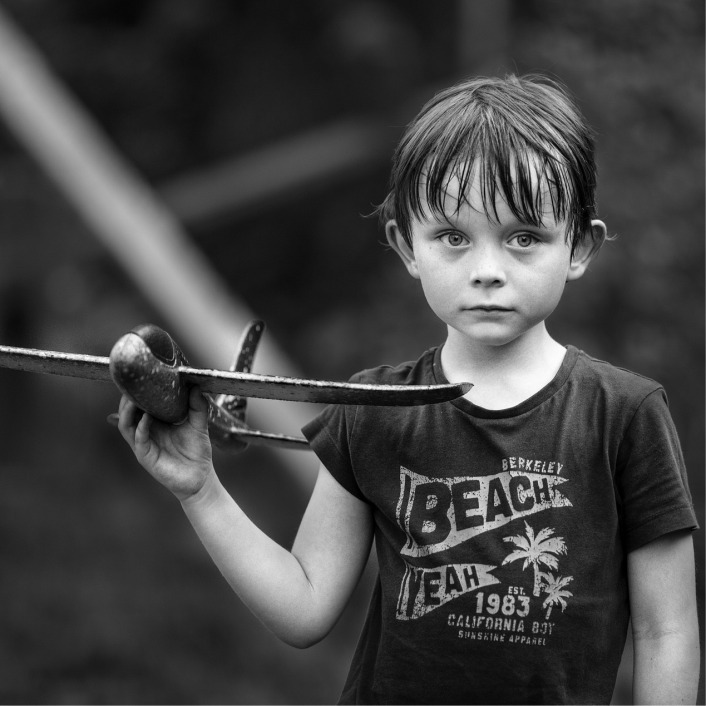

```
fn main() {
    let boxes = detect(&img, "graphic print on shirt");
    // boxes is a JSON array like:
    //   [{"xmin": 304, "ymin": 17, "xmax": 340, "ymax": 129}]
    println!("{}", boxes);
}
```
[{"xmin": 394, "ymin": 463, "xmax": 575, "ymax": 646}]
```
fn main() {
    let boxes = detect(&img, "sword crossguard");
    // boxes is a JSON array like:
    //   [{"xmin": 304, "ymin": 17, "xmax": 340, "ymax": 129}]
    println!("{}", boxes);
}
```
[
  {"xmin": 215, "ymin": 320, "xmax": 265, "ymax": 420},
  {"xmin": 208, "ymin": 320, "xmax": 266, "ymax": 449}
]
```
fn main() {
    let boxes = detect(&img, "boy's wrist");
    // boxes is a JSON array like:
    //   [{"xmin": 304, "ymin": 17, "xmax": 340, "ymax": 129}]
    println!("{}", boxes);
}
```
[{"xmin": 178, "ymin": 466, "xmax": 223, "ymax": 509}]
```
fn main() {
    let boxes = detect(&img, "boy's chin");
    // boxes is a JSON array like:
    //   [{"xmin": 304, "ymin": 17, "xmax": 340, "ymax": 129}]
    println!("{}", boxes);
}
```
[{"xmin": 448, "ymin": 323, "xmax": 540, "ymax": 349}]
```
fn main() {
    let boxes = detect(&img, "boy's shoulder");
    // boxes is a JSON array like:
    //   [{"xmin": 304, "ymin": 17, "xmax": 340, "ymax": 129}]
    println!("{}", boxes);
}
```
[
  {"xmin": 570, "ymin": 346, "xmax": 664, "ymax": 402},
  {"xmin": 348, "ymin": 347, "xmax": 438, "ymax": 387}
]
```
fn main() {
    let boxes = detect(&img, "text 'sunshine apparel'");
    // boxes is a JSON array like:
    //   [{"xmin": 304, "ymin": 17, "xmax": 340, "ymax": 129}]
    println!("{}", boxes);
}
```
[{"xmin": 303, "ymin": 346, "xmax": 697, "ymax": 705}]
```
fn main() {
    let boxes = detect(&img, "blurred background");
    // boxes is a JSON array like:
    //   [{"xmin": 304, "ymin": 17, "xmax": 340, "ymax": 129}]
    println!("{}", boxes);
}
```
[{"xmin": 0, "ymin": 0, "xmax": 702, "ymax": 703}]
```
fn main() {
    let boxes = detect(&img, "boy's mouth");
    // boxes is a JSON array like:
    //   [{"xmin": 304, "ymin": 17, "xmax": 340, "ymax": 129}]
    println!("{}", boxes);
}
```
[{"xmin": 469, "ymin": 305, "xmax": 513, "ymax": 312}]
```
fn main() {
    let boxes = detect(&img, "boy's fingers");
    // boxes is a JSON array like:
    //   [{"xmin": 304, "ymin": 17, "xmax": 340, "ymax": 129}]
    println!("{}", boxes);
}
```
[
  {"xmin": 108, "ymin": 395, "xmax": 130, "ymax": 427},
  {"xmin": 188, "ymin": 386, "xmax": 210, "ymax": 432},
  {"xmin": 117, "ymin": 396, "xmax": 143, "ymax": 448},
  {"xmin": 118, "ymin": 393, "xmax": 131, "ymax": 417},
  {"xmin": 134, "ymin": 412, "xmax": 153, "ymax": 449},
  {"xmin": 189, "ymin": 385, "xmax": 207, "ymax": 409}
]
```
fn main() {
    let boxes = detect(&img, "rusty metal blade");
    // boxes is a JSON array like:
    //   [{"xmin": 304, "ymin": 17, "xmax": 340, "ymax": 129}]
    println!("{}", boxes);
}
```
[
  {"xmin": 0, "ymin": 344, "xmax": 112, "ymax": 382},
  {"xmin": 184, "ymin": 367, "xmax": 471, "ymax": 405}
]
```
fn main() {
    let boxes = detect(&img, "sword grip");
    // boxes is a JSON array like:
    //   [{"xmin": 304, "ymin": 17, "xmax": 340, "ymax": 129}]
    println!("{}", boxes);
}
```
[{"xmin": 109, "ymin": 324, "xmax": 191, "ymax": 424}]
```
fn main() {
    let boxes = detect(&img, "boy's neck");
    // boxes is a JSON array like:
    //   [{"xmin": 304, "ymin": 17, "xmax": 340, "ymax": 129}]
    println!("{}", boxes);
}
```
[{"xmin": 440, "ymin": 325, "xmax": 567, "ymax": 410}]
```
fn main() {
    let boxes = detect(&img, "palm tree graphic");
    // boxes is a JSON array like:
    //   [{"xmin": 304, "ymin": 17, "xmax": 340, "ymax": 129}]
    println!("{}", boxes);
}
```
[
  {"xmin": 541, "ymin": 574, "xmax": 574, "ymax": 618},
  {"xmin": 502, "ymin": 521, "xmax": 568, "ymax": 596}
]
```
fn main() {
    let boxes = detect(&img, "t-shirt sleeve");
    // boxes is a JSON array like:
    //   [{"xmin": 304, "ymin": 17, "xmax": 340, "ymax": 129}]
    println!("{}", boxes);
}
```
[
  {"xmin": 616, "ymin": 388, "xmax": 698, "ymax": 552},
  {"xmin": 302, "ymin": 400, "xmax": 366, "ymax": 502}
]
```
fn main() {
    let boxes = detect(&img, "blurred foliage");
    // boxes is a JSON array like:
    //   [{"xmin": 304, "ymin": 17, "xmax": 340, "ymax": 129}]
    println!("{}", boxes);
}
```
[{"xmin": 0, "ymin": 0, "xmax": 702, "ymax": 703}]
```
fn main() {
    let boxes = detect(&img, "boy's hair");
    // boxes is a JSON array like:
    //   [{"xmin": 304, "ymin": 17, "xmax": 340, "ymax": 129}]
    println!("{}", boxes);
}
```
[{"xmin": 378, "ymin": 74, "xmax": 598, "ymax": 255}]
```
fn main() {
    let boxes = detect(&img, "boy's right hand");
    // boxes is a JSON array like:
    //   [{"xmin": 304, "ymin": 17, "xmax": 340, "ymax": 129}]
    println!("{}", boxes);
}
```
[{"xmin": 117, "ymin": 386, "xmax": 216, "ymax": 502}]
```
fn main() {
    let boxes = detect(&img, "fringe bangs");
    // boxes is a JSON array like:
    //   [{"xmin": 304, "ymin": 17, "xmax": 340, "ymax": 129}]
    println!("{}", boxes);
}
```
[{"xmin": 400, "ymin": 111, "xmax": 577, "ymax": 239}]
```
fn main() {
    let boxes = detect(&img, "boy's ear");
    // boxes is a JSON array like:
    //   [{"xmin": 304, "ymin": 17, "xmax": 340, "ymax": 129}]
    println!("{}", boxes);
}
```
[
  {"xmin": 386, "ymin": 220, "xmax": 420, "ymax": 279},
  {"xmin": 567, "ymin": 220, "xmax": 607, "ymax": 281}
]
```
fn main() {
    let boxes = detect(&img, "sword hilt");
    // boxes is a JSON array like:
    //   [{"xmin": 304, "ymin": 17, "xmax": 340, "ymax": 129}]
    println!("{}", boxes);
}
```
[{"xmin": 109, "ymin": 324, "xmax": 191, "ymax": 424}]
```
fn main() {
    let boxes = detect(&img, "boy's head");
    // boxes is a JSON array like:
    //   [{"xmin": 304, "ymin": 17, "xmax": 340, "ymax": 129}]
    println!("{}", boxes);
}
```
[{"xmin": 378, "ymin": 74, "xmax": 599, "ymax": 257}]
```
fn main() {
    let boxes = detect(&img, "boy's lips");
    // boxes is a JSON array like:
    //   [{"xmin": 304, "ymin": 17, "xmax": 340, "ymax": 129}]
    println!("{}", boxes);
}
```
[{"xmin": 468, "ymin": 305, "xmax": 513, "ymax": 312}]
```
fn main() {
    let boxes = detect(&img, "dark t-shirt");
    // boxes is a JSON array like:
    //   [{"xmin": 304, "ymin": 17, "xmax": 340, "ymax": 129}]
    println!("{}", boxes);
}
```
[{"xmin": 302, "ymin": 345, "xmax": 697, "ymax": 705}]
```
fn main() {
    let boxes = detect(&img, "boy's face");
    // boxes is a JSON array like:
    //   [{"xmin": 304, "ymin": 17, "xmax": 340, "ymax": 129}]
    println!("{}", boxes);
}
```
[{"xmin": 387, "ymin": 166, "xmax": 604, "ymax": 350}]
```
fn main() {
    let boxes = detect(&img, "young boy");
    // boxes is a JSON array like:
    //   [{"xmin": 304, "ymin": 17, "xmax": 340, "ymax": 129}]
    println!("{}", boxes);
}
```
[{"xmin": 117, "ymin": 75, "xmax": 700, "ymax": 704}]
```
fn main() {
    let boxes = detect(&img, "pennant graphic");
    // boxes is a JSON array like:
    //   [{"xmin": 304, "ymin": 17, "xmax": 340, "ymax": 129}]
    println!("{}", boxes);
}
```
[
  {"xmin": 396, "ymin": 561, "xmax": 499, "ymax": 620},
  {"xmin": 396, "ymin": 467, "xmax": 572, "ymax": 558}
]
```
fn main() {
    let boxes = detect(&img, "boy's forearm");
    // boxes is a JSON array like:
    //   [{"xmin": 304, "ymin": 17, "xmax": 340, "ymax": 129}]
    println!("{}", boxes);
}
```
[
  {"xmin": 632, "ymin": 632, "xmax": 701, "ymax": 704},
  {"xmin": 180, "ymin": 475, "xmax": 324, "ymax": 647}
]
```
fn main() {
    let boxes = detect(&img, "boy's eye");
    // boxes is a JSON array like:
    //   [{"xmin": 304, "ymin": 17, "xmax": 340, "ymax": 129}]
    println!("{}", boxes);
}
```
[
  {"xmin": 440, "ymin": 232, "xmax": 467, "ymax": 247},
  {"xmin": 511, "ymin": 233, "xmax": 537, "ymax": 248}
]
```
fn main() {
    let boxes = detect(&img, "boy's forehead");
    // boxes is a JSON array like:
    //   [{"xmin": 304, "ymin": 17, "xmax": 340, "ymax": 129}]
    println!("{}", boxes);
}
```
[{"xmin": 416, "ymin": 160, "xmax": 564, "ymax": 225}]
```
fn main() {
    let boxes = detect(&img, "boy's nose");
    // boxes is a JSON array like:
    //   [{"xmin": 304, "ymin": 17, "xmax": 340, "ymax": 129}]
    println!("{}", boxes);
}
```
[{"xmin": 469, "ymin": 247, "xmax": 506, "ymax": 287}]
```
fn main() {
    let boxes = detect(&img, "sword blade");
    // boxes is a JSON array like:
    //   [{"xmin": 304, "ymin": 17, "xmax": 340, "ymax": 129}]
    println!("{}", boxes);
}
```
[
  {"xmin": 0, "ymin": 345, "xmax": 112, "ymax": 382},
  {"xmin": 184, "ymin": 367, "xmax": 471, "ymax": 406},
  {"xmin": 0, "ymin": 343, "xmax": 472, "ymax": 406}
]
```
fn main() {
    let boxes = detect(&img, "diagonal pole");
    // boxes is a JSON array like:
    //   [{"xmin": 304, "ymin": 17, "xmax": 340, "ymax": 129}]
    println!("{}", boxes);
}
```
[{"xmin": 0, "ymin": 7, "xmax": 319, "ymax": 489}]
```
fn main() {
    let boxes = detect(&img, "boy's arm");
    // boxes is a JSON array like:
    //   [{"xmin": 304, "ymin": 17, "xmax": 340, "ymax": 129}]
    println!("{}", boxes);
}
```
[
  {"xmin": 118, "ymin": 388, "xmax": 373, "ymax": 649},
  {"xmin": 627, "ymin": 529, "xmax": 700, "ymax": 704},
  {"xmin": 182, "ymin": 461, "xmax": 373, "ymax": 648}
]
